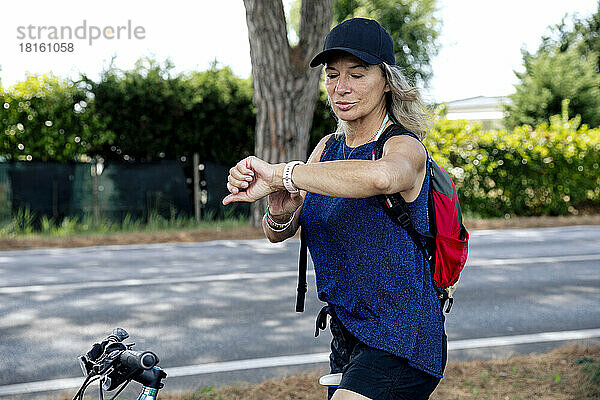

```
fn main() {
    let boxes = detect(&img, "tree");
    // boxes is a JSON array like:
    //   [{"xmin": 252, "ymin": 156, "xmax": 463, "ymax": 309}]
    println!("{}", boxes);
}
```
[
  {"xmin": 333, "ymin": 0, "xmax": 441, "ymax": 86},
  {"xmin": 505, "ymin": 46, "xmax": 600, "ymax": 129},
  {"xmin": 537, "ymin": 4, "xmax": 600, "ymax": 71},
  {"xmin": 574, "ymin": 3, "xmax": 600, "ymax": 71},
  {"xmin": 506, "ymin": 3, "xmax": 600, "ymax": 128},
  {"xmin": 243, "ymin": 0, "xmax": 333, "ymax": 224}
]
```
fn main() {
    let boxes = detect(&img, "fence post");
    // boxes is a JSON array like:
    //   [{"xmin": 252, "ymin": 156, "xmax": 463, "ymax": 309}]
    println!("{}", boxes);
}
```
[
  {"xmin": 193, "ymin": 153, "xmax": 201, "ymax": 223},
  {"xmin": 92, "ymin": 158, "xmax": 100, "ymax": 225}
]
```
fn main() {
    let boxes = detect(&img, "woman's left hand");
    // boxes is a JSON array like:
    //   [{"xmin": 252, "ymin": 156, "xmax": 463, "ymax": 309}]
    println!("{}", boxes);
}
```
[{"xmin": 222, "ymin": 156, "xmax": 281, "ymax": 205}]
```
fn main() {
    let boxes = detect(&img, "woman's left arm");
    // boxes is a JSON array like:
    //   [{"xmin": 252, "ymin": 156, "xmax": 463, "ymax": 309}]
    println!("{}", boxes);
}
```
[
  {"xmin": 222, "ymin": 135, "xmax": 426, "ymax": 204},
  {"xmin": 288, "ymin": 135, "xmax": 427, "ymax": 199}
]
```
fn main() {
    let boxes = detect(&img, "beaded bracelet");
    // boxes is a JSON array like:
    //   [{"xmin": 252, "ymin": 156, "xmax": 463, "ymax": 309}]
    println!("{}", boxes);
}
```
[{"xmin": 264, "ymin": 208, "xmax": 294, "ymax": 232}]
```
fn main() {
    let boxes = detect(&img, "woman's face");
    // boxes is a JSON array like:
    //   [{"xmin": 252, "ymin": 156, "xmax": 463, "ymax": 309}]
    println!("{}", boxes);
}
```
[{"xmin": 324, "ymin": 53, "xmax": 389, "ymax": 122}]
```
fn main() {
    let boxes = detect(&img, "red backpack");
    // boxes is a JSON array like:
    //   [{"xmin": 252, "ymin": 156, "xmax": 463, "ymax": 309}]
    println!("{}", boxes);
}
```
[
  {"xmin": 296, "ymin": 125, "xmax": 469, "ymax": 313},
  {"xmin": 371, "ymin": 124, "xmax": 469, "ymax": 312}
]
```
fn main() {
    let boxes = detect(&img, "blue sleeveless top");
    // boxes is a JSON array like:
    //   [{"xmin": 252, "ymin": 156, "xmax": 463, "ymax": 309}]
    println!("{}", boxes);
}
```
[{"xmin": 299, "ymin": 134, "xmax": 445, "ymax": 378}]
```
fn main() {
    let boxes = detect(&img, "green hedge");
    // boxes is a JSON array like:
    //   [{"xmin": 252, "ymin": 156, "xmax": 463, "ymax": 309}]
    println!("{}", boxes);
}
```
[{"xmin": 424, "ymin": 115, "xmax": 600, "ymax": 218}]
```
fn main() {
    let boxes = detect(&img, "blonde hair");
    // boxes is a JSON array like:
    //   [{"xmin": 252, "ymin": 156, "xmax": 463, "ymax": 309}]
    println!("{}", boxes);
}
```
[{"xmin": 331, "ymin": 63, "xmax": 431, "ymax": 140}]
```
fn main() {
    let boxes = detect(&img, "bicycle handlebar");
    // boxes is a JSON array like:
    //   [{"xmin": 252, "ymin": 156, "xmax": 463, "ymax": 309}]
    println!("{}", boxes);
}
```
[
  {"xmin": 74, "ymin": 328, "xmax": 166, "ymax": 400},
  {"xmin": 119, "ymin": 350, "xmax": 159, "ymax": 371}
]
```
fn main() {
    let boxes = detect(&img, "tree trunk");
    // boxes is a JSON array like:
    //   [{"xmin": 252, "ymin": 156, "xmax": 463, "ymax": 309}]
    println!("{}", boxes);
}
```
[{"xmin": 244, "ymin": 0, "xmax": 333, "ymax": 226}]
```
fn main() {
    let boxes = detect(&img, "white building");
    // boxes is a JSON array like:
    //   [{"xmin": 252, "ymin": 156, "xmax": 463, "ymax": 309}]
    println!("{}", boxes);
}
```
[{"xmin": 443, "ymin": 95, "xmax": 512, "ymax": 130}]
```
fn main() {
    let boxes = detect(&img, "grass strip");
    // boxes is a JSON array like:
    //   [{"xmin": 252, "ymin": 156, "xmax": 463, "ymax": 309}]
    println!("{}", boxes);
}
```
[
  {"xmin": 156, "ymin": 344, "xmax": 600, "ymax": 400},
  {"xmin": 1, "ymin": 214, "xmax": 600, "ymax": 251}
]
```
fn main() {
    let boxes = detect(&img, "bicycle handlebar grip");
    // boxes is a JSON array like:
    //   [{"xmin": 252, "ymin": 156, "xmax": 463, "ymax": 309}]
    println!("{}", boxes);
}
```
[{"xmin": 119, "ymin": 350, "xmax": 159, "ymax": 370}]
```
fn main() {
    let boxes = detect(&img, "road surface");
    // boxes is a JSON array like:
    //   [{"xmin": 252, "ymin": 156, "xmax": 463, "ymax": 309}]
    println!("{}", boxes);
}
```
[{"xmin": 0, "ymin": 225, "xmax": 599, "ymax": 398}]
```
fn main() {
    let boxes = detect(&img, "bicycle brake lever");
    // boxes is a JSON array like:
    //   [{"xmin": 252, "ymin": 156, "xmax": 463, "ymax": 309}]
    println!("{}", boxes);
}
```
[
  {"xmin": 97, "ymin": 351, "xmax": 121, "ymax": 375},
  {"xmin": 79, "ymin": 355, "xmax": 93, "ymax": 376}
]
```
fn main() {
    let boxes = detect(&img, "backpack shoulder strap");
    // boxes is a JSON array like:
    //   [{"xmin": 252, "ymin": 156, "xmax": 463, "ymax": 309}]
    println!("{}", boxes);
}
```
[
  {"xmin": 373, "ymin": 123, "xmax": 421, "ymax": 159},
  {"xmin": 371, "ymin": 124, "xmax": 434, "ymax": 267},
  {"xmin": 296, "ymin": 229, "xmax": 308, "ymax": 312},
  {"xmin": 296, "ymin": 133, "xmax": 337, "ymax": 312}
]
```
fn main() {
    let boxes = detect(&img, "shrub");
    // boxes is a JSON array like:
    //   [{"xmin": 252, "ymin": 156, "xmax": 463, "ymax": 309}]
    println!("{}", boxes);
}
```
[
  {"xmin": 0, "ymin": 74, "xmax": 114, "ymax": 162},
  {"xmin": 425, "ymin": 115, "xmax": 600, "ymax": 218}
]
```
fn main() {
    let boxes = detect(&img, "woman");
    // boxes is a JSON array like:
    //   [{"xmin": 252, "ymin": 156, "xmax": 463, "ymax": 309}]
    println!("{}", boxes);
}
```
[{"xmin": 223, "ymin": 18, "xmax": 446, "ymax": 400}]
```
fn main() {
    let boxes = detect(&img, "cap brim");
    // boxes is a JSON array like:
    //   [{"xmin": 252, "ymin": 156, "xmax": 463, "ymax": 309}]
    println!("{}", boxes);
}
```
[{"xmin": 309, "ymin": 47, "xmax": 383, "ymax": 67}]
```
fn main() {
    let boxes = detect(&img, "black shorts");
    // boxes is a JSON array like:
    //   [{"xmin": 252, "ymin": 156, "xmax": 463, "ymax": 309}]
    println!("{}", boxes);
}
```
[{"xmin": 319, "ymin": 306, "xmax": 446, "ymax": 400}]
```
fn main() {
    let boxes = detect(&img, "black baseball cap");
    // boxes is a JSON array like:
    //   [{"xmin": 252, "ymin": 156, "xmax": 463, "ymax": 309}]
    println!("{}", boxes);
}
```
[{"xmin": 310, "ymin": 18, "xmax": 395, "ymax": 67}]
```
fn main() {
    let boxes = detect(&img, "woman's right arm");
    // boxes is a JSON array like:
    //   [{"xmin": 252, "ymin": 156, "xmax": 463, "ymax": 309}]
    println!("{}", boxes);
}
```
[{"xmin": 262, "ymin": 133, "xmax": 333, "ymax": 243}]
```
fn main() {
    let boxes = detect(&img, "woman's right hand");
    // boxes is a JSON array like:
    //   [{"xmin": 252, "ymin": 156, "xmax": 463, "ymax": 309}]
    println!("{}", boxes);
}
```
[
  {"xmin": 222, "ymin": 155, "xmax": 304, "ymax": 220},
  {"xmin": 223, "ymin": 156, "xmax": 275, "ymax": 205}
]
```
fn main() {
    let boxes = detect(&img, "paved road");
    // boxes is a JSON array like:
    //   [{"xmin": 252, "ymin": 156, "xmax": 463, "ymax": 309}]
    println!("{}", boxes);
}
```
[{"xmin": 0, "ymin": 225, "xmax": 599, "ymax": 398}]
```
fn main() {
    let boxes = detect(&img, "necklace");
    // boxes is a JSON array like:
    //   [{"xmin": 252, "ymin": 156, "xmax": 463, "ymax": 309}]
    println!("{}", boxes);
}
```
[{"xmin": 343, "ymin": 113, "xmax": 390, "ymax": 160}]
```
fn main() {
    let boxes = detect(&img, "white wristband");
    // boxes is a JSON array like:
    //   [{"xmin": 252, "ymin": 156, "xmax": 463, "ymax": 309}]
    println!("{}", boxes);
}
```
[{"xmin": 282, "ymin": 161, "xmax": 304, "ymax": 193}]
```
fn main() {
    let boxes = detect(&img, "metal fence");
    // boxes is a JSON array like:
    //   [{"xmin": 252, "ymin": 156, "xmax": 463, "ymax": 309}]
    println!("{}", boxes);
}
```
[{"xmin": 0, "ymin": 159, "xmax": 247, "ymax": 224}]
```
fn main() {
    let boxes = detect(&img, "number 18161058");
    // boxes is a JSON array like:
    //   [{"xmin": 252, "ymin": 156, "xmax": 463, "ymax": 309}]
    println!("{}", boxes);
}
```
[{"xmin": 19, "ymin": 42, "xmax": 74, "ymax": 52}]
